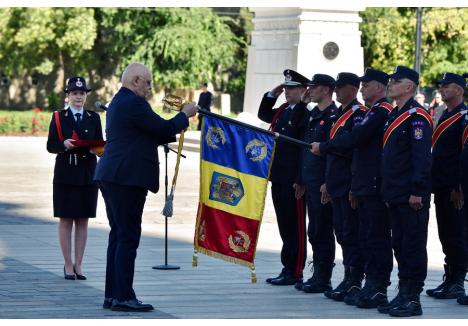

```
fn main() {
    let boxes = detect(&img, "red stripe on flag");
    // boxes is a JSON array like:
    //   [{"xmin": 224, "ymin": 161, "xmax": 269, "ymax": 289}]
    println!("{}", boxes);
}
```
[{"xmin": 196, "ymin": 204, "xmax": 260, "ymax": 264}]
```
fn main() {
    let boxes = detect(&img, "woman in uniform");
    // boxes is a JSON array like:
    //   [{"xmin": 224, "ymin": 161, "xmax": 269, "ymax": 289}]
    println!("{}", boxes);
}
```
[{"xmin": 47, "ymin": 76, "xmax": 103, "ymax": 280}]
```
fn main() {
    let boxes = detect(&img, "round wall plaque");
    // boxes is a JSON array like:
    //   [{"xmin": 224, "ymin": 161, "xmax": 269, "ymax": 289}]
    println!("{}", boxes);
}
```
[{"xmin": 323, "ymin": 42, "xmax": 339, "ymax": 60}]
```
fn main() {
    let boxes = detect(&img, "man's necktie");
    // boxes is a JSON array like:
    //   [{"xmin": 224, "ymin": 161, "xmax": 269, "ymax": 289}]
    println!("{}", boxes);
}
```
[{"xmin": 75, "ymin": 113, "xmax": 82, "ymax": 124}]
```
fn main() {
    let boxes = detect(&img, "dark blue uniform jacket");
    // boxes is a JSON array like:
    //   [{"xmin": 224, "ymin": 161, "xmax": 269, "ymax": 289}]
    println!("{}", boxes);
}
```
[
  {"xmin": 381, "ymin": 98, "xmax": 432, "ymax": 203},
  {"xmin": 297, "ymin": 101, "xmax": 337, "ymax": 187},
  {"xmin": 461, "ymin": 111, "xmax": 468, "ymax": 191},
  {"xmin": 321, "ymin": 99, "xmax": 365, "ymax": 198},
  {"xmin": 47, "ymin": 108, "xmax": 103, "ymax": 186},
  {"xmin": 320, "ymin": 98, "xmax": 392, "ymax": 197},
  {"xmin": 432, "ymin": 102, "xmax": 467, "ymax": 192}
]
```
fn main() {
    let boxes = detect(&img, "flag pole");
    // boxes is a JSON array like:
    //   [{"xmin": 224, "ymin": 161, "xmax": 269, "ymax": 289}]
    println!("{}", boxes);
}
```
[{"xmin": 198, "ymin": 109, "xmax": 312, "ymax": 149}]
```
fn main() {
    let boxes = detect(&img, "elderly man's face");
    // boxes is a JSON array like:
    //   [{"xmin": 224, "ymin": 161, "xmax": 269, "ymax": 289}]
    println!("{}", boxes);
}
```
[{"xmin": 134, "ymin": 71, "xmax": 153, "ymax": 98}]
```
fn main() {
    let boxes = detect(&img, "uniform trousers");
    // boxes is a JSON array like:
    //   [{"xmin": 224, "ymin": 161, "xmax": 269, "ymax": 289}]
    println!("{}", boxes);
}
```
[
  {"xmin": 357, "ymin": 195, "xmax": 393, "ymax": 282},
  {"xmin": 98, "ymin": 181, "xmax": 148, "ymax": 301},
  {"xmin": 305, "ymin": 185, "xmax": 335, "ymax": 265},
  {"xmin": 387, "ymin": 202, "xmax": 429, "ymax": 283},
  {"xmin": 434, "ymin": 191, "xmax": 467, "ymax": 268},
  {"xmin": 331, "ymin": 195, "xmax": 363, "ymax": 269},
  {"xmin": 271, "ymin": 182, "xmax": 306, "ymax": 278}
]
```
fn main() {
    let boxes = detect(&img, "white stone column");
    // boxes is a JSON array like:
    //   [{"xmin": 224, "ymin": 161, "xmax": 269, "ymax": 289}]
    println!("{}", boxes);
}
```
[{"xmin": 243, "ymin": 6, "xmax": 365, "ymax": 117}]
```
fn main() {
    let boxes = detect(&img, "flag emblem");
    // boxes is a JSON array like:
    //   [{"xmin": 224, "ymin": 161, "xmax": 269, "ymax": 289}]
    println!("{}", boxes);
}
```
[
  {"xmin": 209, "ymin": 172, "xmax": 244, "ymax": 206},
  {"xmin": 228, "ymin": 231, "xmax": 251, "ymax": 253},
  {"xmin": 205, "ymin": 127, "xmax": 226, "ymax": 149},
  {"xmin": 245, "ymin": 139, "xmax": 267, "ymax": 162}
]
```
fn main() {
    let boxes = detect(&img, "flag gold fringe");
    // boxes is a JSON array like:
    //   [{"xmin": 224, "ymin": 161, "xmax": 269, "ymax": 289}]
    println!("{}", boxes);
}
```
[{"xmin": 197, "ymin": 246, "xmax": 254, "ymax": 269}]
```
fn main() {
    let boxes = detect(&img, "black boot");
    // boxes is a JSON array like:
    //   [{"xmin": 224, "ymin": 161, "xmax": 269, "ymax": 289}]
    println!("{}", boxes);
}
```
[
  {"xmin": 426, "ymin": 264, "xmax": 450, "ymax": 297},
  {"xmin": 377, "ymin": 279, "xmax": 408, "ymax": 314},
  {"xmin": 302, "ymin": 262, "xmax": 335, "ymax": 293},
  {"xmin": 389, "ymin": 280, "xmax": 423, "ymax": 317},
  {"xmin": 457, "ymin": 294, "xmax": 468, "ymax": 305},
  {"xmin": 343, "ymin": 267, "xmax": 364, "ymax": 305},
  {"xmin": 324, "ymin": 265, "xmax": 351, "ymax": 301},
  {"xmin": 356, "ymin": 279, "xmax": 390, "ymax": 309},
  {"xmin": 432, "ymin": 266, "xmax": 466, "ymax": 299}
]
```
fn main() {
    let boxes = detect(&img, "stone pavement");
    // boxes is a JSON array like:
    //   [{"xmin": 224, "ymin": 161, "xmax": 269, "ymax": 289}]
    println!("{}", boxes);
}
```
[{"xmin": 0, "ymin": 136, "xmax": 467, "ymax": 319}]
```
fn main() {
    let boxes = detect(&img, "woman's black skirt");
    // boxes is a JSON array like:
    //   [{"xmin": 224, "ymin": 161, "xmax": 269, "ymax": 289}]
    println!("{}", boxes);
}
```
[{"xmin": 53, "ymin": 183, "xmax": 98, "ymax": 218}]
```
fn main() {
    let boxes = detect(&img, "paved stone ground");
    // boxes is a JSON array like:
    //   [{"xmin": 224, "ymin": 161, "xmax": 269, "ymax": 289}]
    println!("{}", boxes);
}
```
[{"xmin": 0, "ymin": 136, "xmax": 467, "ymax": 319}]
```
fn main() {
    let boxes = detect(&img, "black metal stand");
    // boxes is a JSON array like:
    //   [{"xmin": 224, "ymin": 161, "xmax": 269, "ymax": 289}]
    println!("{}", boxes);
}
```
[{"xmin": 153, "ymin": 144, "xmax": 185, "ymax": 270}]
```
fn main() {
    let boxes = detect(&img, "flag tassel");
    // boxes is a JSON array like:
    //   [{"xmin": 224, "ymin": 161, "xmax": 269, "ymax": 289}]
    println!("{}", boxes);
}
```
[
  {"xmin": 192, "ymin": 250, "xmax": 198, "ymax": 267},
  {"xmin": 251, "ymin": 266, "xmax": 257, "ymax": 283}
]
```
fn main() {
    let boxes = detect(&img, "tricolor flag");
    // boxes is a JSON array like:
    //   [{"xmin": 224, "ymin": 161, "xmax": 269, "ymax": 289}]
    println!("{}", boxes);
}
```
[{"xmin": 193, "ymin": 114, "xmax": 276, "ymax": 282}]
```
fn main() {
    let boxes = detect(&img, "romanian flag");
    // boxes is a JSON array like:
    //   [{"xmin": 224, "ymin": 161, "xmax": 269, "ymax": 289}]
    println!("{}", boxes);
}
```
[{"xmin": 194, "ymin": 114, "xmax": 276, "ymax": 282}]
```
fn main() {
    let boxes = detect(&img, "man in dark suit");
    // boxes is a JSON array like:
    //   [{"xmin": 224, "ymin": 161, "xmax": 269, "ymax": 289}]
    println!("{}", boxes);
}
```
[{"xmin": 94, "ymin": 63, "xmax": 197, "ymax": 312}]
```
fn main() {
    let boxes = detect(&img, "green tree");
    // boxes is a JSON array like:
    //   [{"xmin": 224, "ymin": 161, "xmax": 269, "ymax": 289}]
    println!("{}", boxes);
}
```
[
  {"xmin": 98, "ymin": 8, "xmax": 239, "ymax": 91},
  {"xmin": 361, "ymin": 7, "xmax": 468, "ymax": 86},
  {"xmin": 0, "ymin": 8, "xmax": 97, "ymax": 82}
]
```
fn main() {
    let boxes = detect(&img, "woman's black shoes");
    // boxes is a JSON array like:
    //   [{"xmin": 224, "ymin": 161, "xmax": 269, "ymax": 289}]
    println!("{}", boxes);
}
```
[
  {"xmin": 63, "ymin": 266, "xmax": 76, "ymax": 280},
  {"xmin": 74, "ymin": 266, "xmax": 87, "ymax": 280}
]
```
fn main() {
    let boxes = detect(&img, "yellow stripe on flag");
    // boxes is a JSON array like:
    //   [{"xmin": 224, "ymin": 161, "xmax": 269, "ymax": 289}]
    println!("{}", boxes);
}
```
[{"xmin": 200, "ymin": 160, "xmax": 268, "ymax": 221}]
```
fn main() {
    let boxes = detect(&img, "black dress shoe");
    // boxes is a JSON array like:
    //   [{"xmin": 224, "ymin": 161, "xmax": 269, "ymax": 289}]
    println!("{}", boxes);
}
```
[
  {"xmin": 73, "ymin": 266, "xmax": 87, "ymax": 280},
  {"xmin": 103, "ymin": 298, "xmax": 113, "ymax": 309},
  {"xmin": 63, "ymin": 266, "xmax": 76, "ymax": 280},
  {"xmin": 111, "ymin": 299, "xmax": 154, "ymax": 312},
  {"xmin": 266, "ymin": 272, "xmax": 284, "ymax": 284},
  {"xmin": 270, "ymin": 275, "xmax": 301, "ymax": 286}
]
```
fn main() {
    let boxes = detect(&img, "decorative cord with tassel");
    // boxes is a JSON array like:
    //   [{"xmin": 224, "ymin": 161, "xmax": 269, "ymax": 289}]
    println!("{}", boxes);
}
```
[{"xmin": 162, "ymin": 130, "xmax": 185, "ymax": 217}]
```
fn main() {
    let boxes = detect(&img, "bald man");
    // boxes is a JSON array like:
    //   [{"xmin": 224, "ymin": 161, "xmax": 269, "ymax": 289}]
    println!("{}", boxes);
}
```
[{"xmin": 95, "ymin": 63, "xmax": 197, "ymax": 312}]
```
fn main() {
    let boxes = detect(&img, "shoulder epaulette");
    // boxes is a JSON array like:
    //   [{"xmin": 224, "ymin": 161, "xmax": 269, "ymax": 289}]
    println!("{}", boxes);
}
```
[
  {"xmin": 378, "ymin": 102, "xmax": 394, "ymax": 113},
  {"xmin": 408, "ymin": 107, "xmax": 433, "ymax": 129}
]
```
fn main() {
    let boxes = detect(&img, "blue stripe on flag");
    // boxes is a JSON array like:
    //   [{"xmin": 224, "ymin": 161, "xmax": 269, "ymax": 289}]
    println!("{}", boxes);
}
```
[{"xmin": 201, "ymin": 115, "xmax": 274, "ymax": 179}]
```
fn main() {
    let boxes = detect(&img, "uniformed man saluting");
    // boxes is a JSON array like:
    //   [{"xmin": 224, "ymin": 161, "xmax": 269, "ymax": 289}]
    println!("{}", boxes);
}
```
[
  {"xmin": 258, "ymin": 69, "xmax": 309, "ymax": 286},
  {"xmin": 378, "ymin": 66, "xmax": 433, "ymax": 317},
  {"xmin": 427, "ymin": 73, "xmax": 467, "ymax": 301}
]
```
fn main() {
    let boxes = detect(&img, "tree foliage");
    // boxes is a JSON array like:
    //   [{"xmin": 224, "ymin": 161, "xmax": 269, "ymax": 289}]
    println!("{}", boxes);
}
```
[
  {"xmin": 0, "ymin": 8, "xmax": 97, "ymax": 77},
  {"xmin": 98, "ymin": 8, "xmax": 239, "ymax": 90},
  {"xmin": 361, "ymin": 7, "xmax": 467, "ymax": 86}
]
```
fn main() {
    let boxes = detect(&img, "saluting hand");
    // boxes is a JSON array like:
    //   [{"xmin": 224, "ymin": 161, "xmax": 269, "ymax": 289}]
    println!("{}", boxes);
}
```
[
  {"xmin": 63, "ymin": 139, "xmax": 76, "ymax": 150},
  {"xmin": 270, "ymin": 84, "xmax": 284, "ymax": 97},
  {"xmin": 409, "ymin": 195, "xmax": 423, "ymax": 211},
  {"xmin": 301, "ymin": 88, "xmax": 312, "ymax": 104},
  {"xmin": 310, "ymin": 142, "xmax": 321, "ymax": 156}
]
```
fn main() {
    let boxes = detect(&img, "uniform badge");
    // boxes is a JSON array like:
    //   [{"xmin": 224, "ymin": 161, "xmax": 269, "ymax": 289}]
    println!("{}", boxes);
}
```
[
  {"xmin": 245, "ymin": 139, "xmax": 267, "ymax": 162},
  {"xmin": 285, "ymin": 73, "xmax": 292, "ymax": 81},
  {"xmin": 413, "ymin": 127, "xmax": 423, "ymax": 140},
  {"xmin": 76, "ymin": 78, "xmax": 83, "ymax": 87}
]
